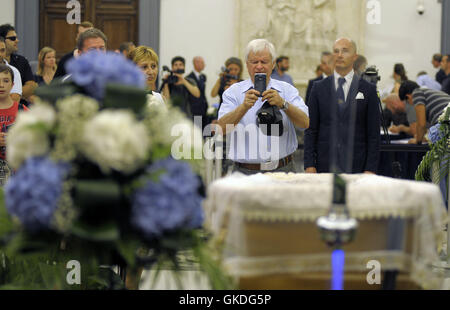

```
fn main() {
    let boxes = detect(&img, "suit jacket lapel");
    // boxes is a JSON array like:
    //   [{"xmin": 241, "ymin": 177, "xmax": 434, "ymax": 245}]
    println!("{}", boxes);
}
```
[{"xmin": 346, "ymin": 74, "xmax": 360, "ymax": 105}]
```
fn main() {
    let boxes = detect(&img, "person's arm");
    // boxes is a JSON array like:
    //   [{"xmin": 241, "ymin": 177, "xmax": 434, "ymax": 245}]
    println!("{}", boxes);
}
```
[
  {"xmin": 364, "ymin": 85, "xmax": 381, "ymax": 174},
  {"xmin": 217, "ymin": 89, "xmax": 259, "ymax": 135},
  {"xmin": 414, "ymin": 105, "xmax": 427, "ymax": 144},
  {"xmin": 20, "ymin": 58, "xmax": 38, "ymax": 100},
  {"xmin": 162, "ymin": 74, "xmax": 170, "ymax": 99},
  {"xmin": 304, "ymin": 84, "xmax": 319, "ymax": 173},
  {"xmin": 178, "ymin": 75, "xmax": 200, "ymax": 98},
  {"xmin": 211, "ymin": 77, "xmax": 222, "ymax": 98},
  {"xmin": 21, "ymin": 81, "xmax": 38, "ymax": 100},
  {"xmin": 10, "ymin": 66, "xmax": 22, "ymax": 102}
]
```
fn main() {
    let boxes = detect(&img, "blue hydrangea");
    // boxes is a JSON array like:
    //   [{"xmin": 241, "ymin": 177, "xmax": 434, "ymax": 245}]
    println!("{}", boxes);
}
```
[
  {"xmin": 428, "ymin": 124, "xmax": 443, "ymax": 144},
  {"xmin": 66, "ymin": 51, "xmax": 146, "ymax": 101},
  {"xmin": 131, "ymin": 158, "xmax": 204, "ymax": 239},
  {"xmin": 5, "ymin": 157, "xmax": 70, "ymax": 232}
]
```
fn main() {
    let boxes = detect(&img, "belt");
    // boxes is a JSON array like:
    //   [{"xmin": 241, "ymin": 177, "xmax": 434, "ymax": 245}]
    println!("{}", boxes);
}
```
[{"xmin": 236, "ymin": 155, "xmax": 294, "ymax": 171}]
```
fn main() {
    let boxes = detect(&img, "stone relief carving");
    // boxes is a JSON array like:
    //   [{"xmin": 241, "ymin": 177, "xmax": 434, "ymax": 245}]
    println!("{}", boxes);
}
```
[{"xmin": 236, "ymin": 0, "xmax": 365, "ymax": 84}]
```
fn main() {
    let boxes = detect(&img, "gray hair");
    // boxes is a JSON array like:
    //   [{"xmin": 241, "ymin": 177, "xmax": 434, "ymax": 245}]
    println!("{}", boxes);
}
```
[{"xmin": 245, "ymin": 39, "xmax": 276, "ymax": 63}]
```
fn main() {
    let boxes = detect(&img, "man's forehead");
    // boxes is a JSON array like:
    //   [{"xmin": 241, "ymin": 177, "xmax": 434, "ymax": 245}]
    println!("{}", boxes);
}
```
[
  {"xmin": 6, "ymin": 30, "xmax": 16, "ymax": 36},
  {"xmin": 0, "ymin": 71, "xmax": 11, "ymax": 78},
  {"xmin": 248, "ymin": 50, "xmax": 272, "ymax": 60}
]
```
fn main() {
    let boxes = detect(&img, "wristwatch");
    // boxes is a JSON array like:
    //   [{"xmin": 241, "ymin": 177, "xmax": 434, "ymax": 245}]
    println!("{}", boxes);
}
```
[{"xmin": 281, "ymin": 99, "xmax": 289, "ymax": 111}]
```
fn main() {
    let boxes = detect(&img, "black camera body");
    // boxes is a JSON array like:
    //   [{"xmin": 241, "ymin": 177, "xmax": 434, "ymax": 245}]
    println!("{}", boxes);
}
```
[
  {"xmin": 254, "ymin": 74, "xmax": 284, "ymax": 136},
  {"xmin": 361, "ymin": 66, "xmax": 381, "ymax": 86},
  {"xmin": 221, "ymin": 67, "xmax": 239, "ymax": 84},
  {"xmin": 162, "ymin": 66, "xmax": 185, "ymax": 84}
]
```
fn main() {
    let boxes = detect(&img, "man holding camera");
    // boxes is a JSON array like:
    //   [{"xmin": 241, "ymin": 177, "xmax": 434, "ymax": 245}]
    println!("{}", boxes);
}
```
[
  {"xmin": 162, "ymin": 56, "xmax": 200, "ymax": 117},
  {"xmin": 218, "ymin": 39, "xmax": 309, "ymax": 175}
]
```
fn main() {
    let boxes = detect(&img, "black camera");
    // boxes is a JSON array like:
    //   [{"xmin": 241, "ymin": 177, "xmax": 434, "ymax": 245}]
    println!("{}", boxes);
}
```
[
  {"xmin": 361, "ymin": 66, "xmax": 381, "ymax": 86},
  {"xmin": 254, "ymin": 74, "xmax": 284, "ymax": 136},
  {"xmin": 162, "ymin": 65, "xmax": 185, "ymax": 84},
  {"xmin": 221, "ymin": 67, "xmax": 239, "ymax": 83}
]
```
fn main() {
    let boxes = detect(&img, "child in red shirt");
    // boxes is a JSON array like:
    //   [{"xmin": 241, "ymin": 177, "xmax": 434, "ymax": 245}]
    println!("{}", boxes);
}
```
[{"xmin": 0, "ymin": 64, "xmax": 28, "ymax": 185}]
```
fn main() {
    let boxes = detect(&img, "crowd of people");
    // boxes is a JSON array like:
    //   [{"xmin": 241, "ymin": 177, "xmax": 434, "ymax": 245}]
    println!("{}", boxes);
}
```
[{"xmin": 0, "ymin": 20, "xmax": 449, "ymax": 181}]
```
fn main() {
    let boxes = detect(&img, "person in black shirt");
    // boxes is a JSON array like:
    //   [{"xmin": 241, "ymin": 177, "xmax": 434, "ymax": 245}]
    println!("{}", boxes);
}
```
[
  {"xmin": 54, "ymin": 21, "xmax": 93, "ymax": 79},
  {"xmin": 440, "ymin": 55, "xmax": 450, "ymax": 95},
  {"xmin": 0, "ymin": 24, "xmax": 37, "ymax": 106},
  {"xmin": 161, "ymin": 56, "xmax": 200, "ymax": 117}
]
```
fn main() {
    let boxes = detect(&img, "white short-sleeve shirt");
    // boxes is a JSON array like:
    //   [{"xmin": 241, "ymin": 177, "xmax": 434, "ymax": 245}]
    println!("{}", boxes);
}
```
[{"xmin": 218, "ymin": 78, "xmax": 309, "ymax": 163}]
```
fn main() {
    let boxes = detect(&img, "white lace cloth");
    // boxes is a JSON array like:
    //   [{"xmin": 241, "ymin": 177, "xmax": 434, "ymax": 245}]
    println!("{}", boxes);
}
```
[{"xmin": 204, "ymin": 173, "xmax": 448, "ymax": 289}]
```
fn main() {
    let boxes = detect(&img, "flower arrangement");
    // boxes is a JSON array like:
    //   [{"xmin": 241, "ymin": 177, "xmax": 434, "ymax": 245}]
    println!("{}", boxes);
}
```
[
  {"xmin": 0, "ymin": 52, "xmax": 230, "ymax": 290},
  {"xmin": 416, "ymin": 103, "xmax": 450, "ymax": 184}
]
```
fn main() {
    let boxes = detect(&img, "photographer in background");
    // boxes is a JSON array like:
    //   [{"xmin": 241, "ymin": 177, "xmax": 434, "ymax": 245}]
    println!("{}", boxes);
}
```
[
  {"xmin": 211, "ymin": 57, "xmax": 243, "ymax": 109},
  {"xmin": 161, "ymin": 56, "xmax": 200, "ymax": 117}
]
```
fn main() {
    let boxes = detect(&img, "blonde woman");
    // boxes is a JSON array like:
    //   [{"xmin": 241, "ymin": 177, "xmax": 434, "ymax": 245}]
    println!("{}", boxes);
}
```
[
  {"xmin": 128, "ymin": 46, "xmax": 165, "ymax": 106},
  {"xmin": 35, "ymin": 47, "xmax": 57, "ymax": 86}
]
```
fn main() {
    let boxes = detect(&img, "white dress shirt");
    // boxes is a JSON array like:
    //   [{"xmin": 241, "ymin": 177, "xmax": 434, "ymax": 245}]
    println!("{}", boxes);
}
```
[
  {"xmin": 218, "ymin": 78, "xmax": 309, "ymax": 163},
  {"xmin": 334, "ymin": 69, "xmax": 355, "ymax": 102},
  {"xmin": 3, "ymin": 60, "xmax": 22, "ymax": 96}
]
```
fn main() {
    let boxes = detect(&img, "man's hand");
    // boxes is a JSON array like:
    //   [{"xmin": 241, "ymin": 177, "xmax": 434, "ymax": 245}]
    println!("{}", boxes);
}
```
[
  {"xmin": 363, "ymin": 171, "xmax": 375, "ymax": 175},
  {"xmin": 305, "ymin": 167, "xmax": 317, "ymax": 173},
  {"xmin": 262, "ymin": 89, "xmax": 283, "ymax": 108},
  {"xmin": 408, "ymin": 138, "xmax": 417, "ymax": 144},
  {"xmin": 175, "ymin": 73, "xmax": 185, "ymax": 85},
  {"xmin": 0, "ymin": 133, "xmax": 7, "ymax": 147},
  {"xmin": 243, "ymin": 89, "xmax": 260, "ymax": 109},
  {"xmin": 389, "ymin": 125, "xmax": 400, "ymax": 133}
]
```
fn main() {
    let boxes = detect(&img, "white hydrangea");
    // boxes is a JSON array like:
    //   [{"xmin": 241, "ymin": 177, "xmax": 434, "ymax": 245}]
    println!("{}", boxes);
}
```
[
  {"xmin": 7, "ymin": 102, "xmax": 56, "ymax": 169},
  {"xmin": 80, "ymin": 110, "xmax": 150, "ymax": 174},
  {"xmin": 438, "ymin": 102, "xmax": 450, "ymax": 122},
  {"xmin": 146, "ymin": 93, "xmax": 166, "ymax": 108},
  {"xmin": 144, "ymin": 104, "xmax": 203, "ymax": 157}
]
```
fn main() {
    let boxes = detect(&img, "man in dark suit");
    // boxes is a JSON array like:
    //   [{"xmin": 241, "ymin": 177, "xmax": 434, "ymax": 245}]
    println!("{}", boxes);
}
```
[
  {"xmin": 187, "ymin": 56, "xmax": 209, "ymax": 130},
  {"xmin": 304, "ymin": 38, "xmax": 380, "ymax": 174},
  {"xmin": 305, "ymin": 51, "xmax": 334, "ymax": 105}
]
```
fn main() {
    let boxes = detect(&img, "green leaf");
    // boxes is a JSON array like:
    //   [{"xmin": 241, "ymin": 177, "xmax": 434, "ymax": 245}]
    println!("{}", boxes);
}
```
[
  {"xmin": 71, "ymin": 221, "xmax": 119, "ymax": 242},
  {"xmin": 115, "ymin": 238, "xmax": 141, "ymax": 267}
]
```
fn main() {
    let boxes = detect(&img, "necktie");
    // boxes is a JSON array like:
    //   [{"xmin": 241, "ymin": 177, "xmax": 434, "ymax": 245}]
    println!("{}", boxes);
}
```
[{"xmin": 337, "ymin": 77, "xmax": 346, "ymax": 105}]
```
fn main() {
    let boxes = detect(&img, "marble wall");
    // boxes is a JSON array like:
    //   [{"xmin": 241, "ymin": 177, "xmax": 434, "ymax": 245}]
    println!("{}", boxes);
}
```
[{"xmin": 235, "ymin": 0, "xmax": 366, "ymax": 83}]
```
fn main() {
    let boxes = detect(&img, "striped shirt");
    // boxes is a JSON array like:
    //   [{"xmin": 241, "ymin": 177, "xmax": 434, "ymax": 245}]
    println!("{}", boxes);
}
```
[{"xmin": 412, "ymin": 88, "xmax": 450, "ymax": 125}]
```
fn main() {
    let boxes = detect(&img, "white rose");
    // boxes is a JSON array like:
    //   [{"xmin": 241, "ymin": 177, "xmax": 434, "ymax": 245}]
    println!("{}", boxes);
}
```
[{"xmin": 80, "ymin": 110, "xmax": 150, "ymax": 174}]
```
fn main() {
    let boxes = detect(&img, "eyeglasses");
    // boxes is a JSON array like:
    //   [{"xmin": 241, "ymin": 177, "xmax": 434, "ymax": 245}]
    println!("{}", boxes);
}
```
[{"xmin": 6, "ymin": 36, "xmax": 17, "ymax": 41}]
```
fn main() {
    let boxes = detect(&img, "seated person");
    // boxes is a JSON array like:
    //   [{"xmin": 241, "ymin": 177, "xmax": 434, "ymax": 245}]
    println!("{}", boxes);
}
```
[{"xmin": 34, "ymin": 47, "xmax": 57, "ymax": 86}]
